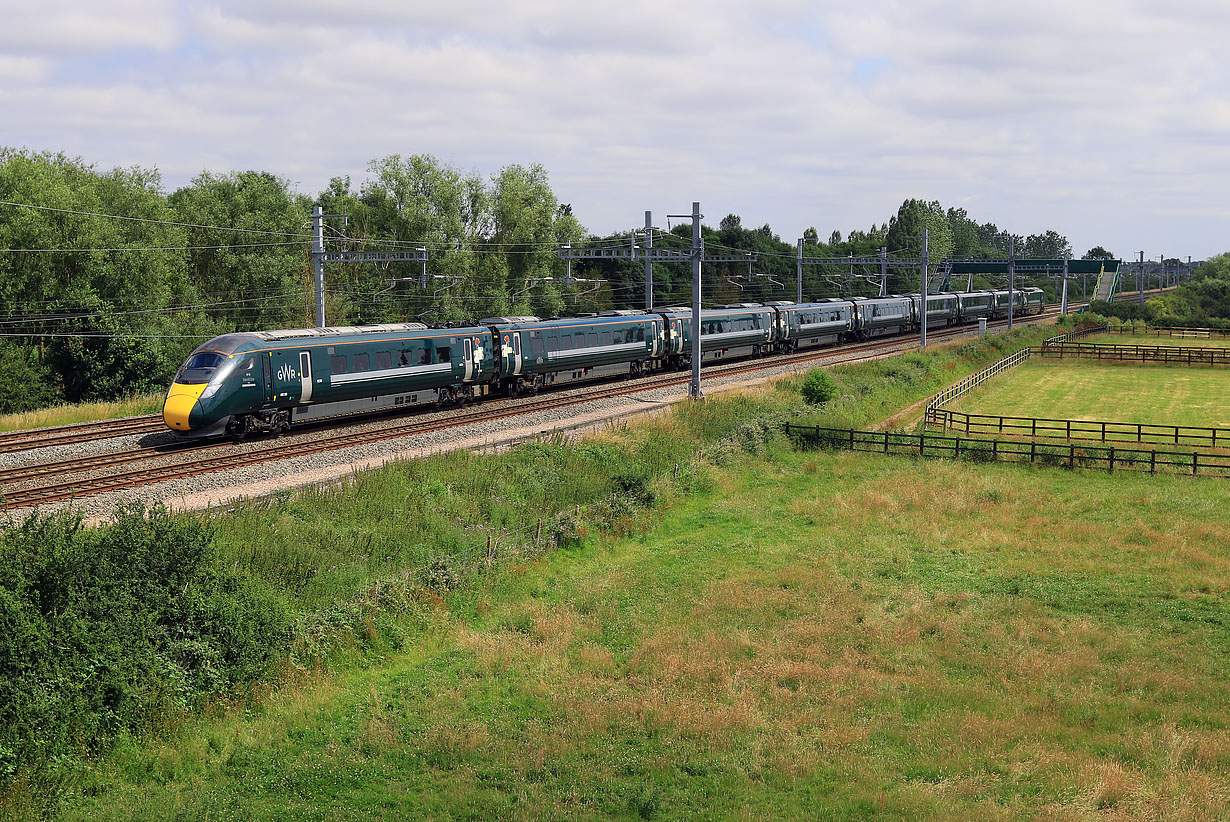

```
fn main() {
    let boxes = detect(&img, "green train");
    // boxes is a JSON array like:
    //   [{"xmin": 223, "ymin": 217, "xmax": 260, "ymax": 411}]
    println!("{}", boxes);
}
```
[{"xmin": 164, "ymin": 289, "xmax": 1044, "ymax": 438}]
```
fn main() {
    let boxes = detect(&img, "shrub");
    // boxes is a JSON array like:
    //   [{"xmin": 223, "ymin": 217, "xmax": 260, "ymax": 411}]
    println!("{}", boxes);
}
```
[
  {"xmin": 0, "ymin": 505, "xmax": 289, "ymax": 790},
  {"xmin": 800, "ymin": 368, "xmax": 839, "ymax": 405}
]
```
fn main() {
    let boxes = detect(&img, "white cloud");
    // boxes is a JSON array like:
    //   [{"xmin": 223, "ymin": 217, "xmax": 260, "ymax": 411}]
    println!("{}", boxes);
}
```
[
  {"xmin": 2, "ymin": 0, "xmax": 1229, "ymax": 257},
  {"xmin": 0, "ymin": 0, "xmax": 179, "ymax": 54}
]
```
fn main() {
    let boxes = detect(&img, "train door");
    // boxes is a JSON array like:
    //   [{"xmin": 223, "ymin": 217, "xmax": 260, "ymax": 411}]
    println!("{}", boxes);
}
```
[
  {"xmin": 299, "ymin": 351, "xmax": 313, "ymax": 403},
  {"xmin": 463, "ymin": 338, "xmax": 474, "ymax": 382},
  {"xmin": 261, "ymin": 354, "xmax": 275, "ymax": 404},
  {"xmin": 512, "ymin": 332, "xmax": 523, "ymax": 375}
]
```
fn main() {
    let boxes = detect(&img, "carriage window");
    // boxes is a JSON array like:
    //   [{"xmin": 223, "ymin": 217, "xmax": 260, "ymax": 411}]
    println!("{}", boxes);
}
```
[
  {"xmin": 438, "ymin": 346, "xmax": 452, "ymax": 363},
  {"xmin": 353, "ymin": 353, "xmax": 370, "ymax": 372},
  {"xmin": 589, "ymin": 332, "xmax": 599, "ymax": 347},
  {"xmin": 399, "ymin": 349, "xmax": 413, "ymax": 366},
  {"xmin": 530, "ymin": 337, "xmax": 544, "ymax": 356},
  {"xmin": 546, "ymin": 336, "xmax": 559, "ymax": 353},
  {"xmin": 375, "ymin": 351, "xmax": 392, "ymax": 370},
  {"xmin": 636, "ymin": 327, "xmax": 645, "ymax": 341},
  {"xmin": 561, "ymin": 335, "xmax": 573, "ymax": 350},
  {"xmin": 620, "ymin": 329, "xmax": 631, "ymax": 343},
  {"xmin": 419, "ymin": 347, "xmax": 432, "ymax": 365},
  {"xmin": 601, "ymin": 331, "xmax": 612, "ymax": 346},
  {"xmin": 330, "ymin": 356, "xmax": 348, "ymax": 375}
]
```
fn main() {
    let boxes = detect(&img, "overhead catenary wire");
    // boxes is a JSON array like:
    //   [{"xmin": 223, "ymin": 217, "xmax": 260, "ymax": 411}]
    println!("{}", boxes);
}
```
[
  {"xmin": 0, "ymin": 241, "xmax": 311, "ymax": 253},
  {"xmin": 0, "ymin": 200, "xmax": 315, "ymax": 239}
]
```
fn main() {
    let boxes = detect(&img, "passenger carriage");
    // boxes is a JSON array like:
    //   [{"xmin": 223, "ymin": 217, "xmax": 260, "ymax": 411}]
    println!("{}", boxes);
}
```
[
  {"xmin": 989, "ymin": 289, "xmax": 1030, "ymax": 319},
  {"xmin": 484, "ymin": 311, "xmax": 664, "ymax": 396},
  {"xmin": 1021, "ymin": 287, "xmax": 1045, "ymax": 315},
  {"xmin": 659, "ymin": 304, "xmax": 776, "ymax": 367},
  {"xmin": 768, "ymin": 299, "xmax": 855, "ymax": 351},
  {"xmin": 906, "ymin": 293, "xmax": 960, "ymax": 328},
  {"xmin": 849, "ymin": 295, "xmax": 915, "ymax": 339},
  {"xmin": 955, "ymin": 291, "xmax": 994, "ymax": 323}
]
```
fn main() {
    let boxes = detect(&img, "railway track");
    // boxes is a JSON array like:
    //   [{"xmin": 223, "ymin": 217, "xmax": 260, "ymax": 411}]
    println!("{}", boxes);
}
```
[
  {"xmin": 0, "ymin": 308, "xmax": 1059, "ymax": 509},
  {"xmin": 0, "ymin": 415, "xmax": 163, "ymax": 454}
]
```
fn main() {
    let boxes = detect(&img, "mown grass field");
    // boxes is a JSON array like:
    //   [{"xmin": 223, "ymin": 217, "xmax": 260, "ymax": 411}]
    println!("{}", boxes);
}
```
[
  {"xmin": 949, "ymin": 360, "xmax": 1230, "ymax": 429},
  {"xmin": 1098, "ymin": 334, "xmax": 1230, "ymax": 349},
  {"xmin": 60, "ymin": 445, "xmax": 1229, "ymax": 820}
]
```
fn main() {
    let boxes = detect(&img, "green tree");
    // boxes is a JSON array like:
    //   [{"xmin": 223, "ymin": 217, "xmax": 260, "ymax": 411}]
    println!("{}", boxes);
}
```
[
  {"xmin": 168, "ymin": 170, "xmax": 311, "ymax": 330},
  {"xmin": 1024, "ymin": 230, "xmax": 1071, "ymax": 259},
  {"xmin": 886, "ymin": 199, "xmax": 953, "ymax": 289}
]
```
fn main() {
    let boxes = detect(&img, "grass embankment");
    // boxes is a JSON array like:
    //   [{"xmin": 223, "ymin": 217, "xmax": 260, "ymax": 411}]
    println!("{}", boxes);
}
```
[
  {"xmin": 20, "ymin": 320, "xmax": 1189, "ymax": 819},
  {"xmin": 61, "ymin": 445, "xmax": 1229, "ymax": 820},
  {"xmin": 950, "ymin": 360, "xmax": 1230, "ymax": 429},
  {"xmin": 0, "ymin": 393, "xmax": 162, "ymax": 432}
]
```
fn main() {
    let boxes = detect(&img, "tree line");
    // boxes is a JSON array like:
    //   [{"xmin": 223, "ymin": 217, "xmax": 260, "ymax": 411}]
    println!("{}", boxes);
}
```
[{"xmin": 0, "ymin": 148, "xmax": 1185, "ymax": 412}]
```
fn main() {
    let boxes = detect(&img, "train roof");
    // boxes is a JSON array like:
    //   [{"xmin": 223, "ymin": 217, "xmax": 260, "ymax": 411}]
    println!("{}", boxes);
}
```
[
  {"xmin": 658, "ymin": 305, "xmax": 774, "ymax": 316},
  {"xmin": 480, "ymin": 313, "xmax": 660, "ymax": 330},
  {"xmin": 195, "ymin": 322, "xmax": 494, "ymax": 355},
  {"xmin": 251, "ymin": 322, "xmax": 430, "ymax": 341}
]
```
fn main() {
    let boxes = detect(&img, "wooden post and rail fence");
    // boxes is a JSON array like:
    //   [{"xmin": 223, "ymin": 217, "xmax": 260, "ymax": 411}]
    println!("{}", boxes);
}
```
[
  {"xmin": 784, "ymin": 424, "xmax": 1230, "ymax": 478},
  {"xmin": 789, "ymin": 321, "xmax": 1230, "ymax": 478}
]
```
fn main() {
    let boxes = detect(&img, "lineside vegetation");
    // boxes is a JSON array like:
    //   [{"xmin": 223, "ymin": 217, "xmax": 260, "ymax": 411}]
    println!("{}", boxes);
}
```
[{"xmin": 4, "ymin": 321, "xmax": 1225, "ymax": 820}]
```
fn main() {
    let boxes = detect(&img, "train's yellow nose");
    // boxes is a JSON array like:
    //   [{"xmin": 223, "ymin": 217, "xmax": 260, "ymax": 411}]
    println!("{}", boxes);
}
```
[{"xmin": 163, "ymin": 383, "xmax": 207, "ymax": 431}]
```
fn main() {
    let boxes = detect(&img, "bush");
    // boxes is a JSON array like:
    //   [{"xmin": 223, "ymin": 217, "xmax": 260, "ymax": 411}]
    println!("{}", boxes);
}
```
[
  {"xmin": 0, "ymin": 505, "xmax": 289, "ymax": 789},
  {"xmin": 800, "ymin": 368, "xmax": 839, "ymax": 406}
]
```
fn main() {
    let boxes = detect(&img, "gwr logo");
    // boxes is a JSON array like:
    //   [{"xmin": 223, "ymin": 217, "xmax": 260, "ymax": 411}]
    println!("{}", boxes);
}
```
[{"xmin": 277, "ymin": 363, "xmax": 297, "ymax": 382}]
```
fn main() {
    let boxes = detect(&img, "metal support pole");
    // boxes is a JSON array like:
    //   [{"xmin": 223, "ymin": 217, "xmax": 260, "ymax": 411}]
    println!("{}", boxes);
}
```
[
  {"xmin": 690, "ymin": 202, "xmax": 703, "ymax": 399},
  {"xmin": 645, "ymin": 211, "xmax": 654, "ymax": 310},
  {"xmin": 920, "ymin": 228, "xmax": 928, "ymax": 348},
  {"xmin": 311, "ymin": 205, "xmax": 325, "ymax": 327},
  {"xmin": 1003, "ymin": 237, "xmax": 1013, "ymax": 329},
  {"xmin": 420, "ymin": 247, "xmax": 428, "ymax": 289},
  {"xmin": 880, "ymin": 246, "xmax": 888, "ymax": 296},
  {"xmin": 796, "ymin": 238, "xmax": 803, "ymax": 303},
  {"xmin": 1139, "ymin": 251, "xmax": 1145, "ymax": 304},
  {"xmin": 564, "ymin": 243, "xmax": 572, "ymax": 288},
  {"xmin": 1061, "ymin": 254, "xmax": 1069, "ymax": 315}
]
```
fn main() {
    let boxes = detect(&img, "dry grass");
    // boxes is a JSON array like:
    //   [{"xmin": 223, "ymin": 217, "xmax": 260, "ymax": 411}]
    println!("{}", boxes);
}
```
[
  {"xmin": 0, "ymin": 392, "xmax": 162, "ymax": 432},
  {"xmin": 56, "ymin": 448, "xmax": 1229, "ymax": 820}
]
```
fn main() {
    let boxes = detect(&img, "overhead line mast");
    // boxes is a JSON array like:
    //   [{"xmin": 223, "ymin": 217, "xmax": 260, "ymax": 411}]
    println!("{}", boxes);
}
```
[{"xmin": 310, "ymin": 205, "xmax": 427, "ymax": 327}]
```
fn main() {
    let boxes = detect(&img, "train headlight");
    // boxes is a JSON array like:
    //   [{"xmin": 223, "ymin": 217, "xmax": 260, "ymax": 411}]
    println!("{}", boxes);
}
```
[{"xmin": 200, "ymin": 381, "xmax": 222, "ymax": 400}]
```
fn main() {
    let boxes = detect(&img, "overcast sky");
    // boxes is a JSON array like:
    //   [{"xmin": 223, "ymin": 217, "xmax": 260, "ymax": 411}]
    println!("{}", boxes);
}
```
[{"xmin": 3, "ymin": 0, "xmax": 1227, "ymax": 259}]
